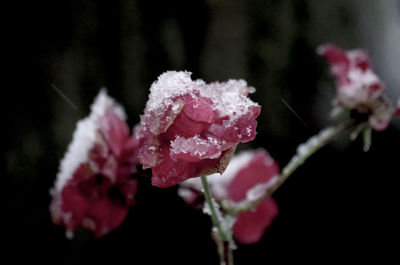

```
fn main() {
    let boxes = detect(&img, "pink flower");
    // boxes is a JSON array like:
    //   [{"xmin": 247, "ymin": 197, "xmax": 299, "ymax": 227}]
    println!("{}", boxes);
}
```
[
  {"xmin": 318, "ymin": 44, "xmax": 397, "ymax": 131},
  {"xmin": 179, "ymin": 149, "xmax": 279, "ymax": 244},
  {"xmin": 50, "ymin": 90, "xmax": 138, "ymax": 238},
  {"xmin": 396, "ymin": 99, "xmax": 400, "ymax": 116},
  {"xmin": 135, "ymin": 71, "xmax": 261, "ymax": 187}
]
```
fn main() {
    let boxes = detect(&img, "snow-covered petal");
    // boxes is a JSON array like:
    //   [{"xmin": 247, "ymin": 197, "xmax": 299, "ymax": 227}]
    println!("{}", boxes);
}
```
[
  {"xmin": 318, "ymin": 44, "xmax": 397, "ymax": 131},
  {"xmin": 136, "ymin": 71, "xmax": 261, "ymax": 187},
  {"xmin": 50, "ymin": 90, "xmax": 138, "ymax": 238}
]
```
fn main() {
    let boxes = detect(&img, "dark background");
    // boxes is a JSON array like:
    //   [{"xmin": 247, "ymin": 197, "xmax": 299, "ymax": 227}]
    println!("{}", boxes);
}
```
[{"xmin": 4, "ymin": 1, "xmax": 400, "ymax": 264}]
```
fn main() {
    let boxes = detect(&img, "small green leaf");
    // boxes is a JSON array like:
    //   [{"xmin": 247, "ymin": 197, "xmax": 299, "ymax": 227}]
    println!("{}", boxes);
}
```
[{"xmin": 363, "ymin": 127, "xmax": 372, "ymax": 152}]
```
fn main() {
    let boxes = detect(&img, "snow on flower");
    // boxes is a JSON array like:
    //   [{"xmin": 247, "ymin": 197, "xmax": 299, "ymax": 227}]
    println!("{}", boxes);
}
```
[
  {"xmin": 135, "ymin": 71, "xmax": 261, "ymax": 187},
  {"xmin": 318, "ymin": 44, "xmax": 398, "ymax": 131},
  {"xmin": 178, "ymin": 149, "xmax": 280, "ymax": 244},
  {"xmin": 50, "ymin": 90, "xmax": 139, "ymax": 238}
]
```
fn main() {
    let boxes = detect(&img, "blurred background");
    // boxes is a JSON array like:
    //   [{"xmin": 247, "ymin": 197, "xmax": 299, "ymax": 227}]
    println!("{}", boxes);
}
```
[{"xmin": 4, "ymin": 0, "xmax": 400, "ymax": 264}]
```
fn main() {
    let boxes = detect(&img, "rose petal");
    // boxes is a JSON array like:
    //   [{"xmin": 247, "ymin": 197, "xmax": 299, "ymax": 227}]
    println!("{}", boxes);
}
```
[
  {"xmin": 137, "ymin": 133, "xmax": 161, "ymax": 169},
  {"xmin": 162, "ymin": 95, "xmax": 215, "ymax": 139},
  {"xmin": 86, "ymin": 199, "xmax": 129, "ymax": 238},
  {"xmin": 227, "ymin": 150, "xmax": 280, "ymax": 202},
  {"xmin": 233, "ymin": 198, "xmax": 278, "ymax": 244},
  {"xmin": 99, "ymin": 109, "xmax": 130, "ymax": 157},
  {"xmin": 151, "ymin": 145, "xmax": 195, "ymax": 187},
  {"xmin": 317, "ymin": 44, "xmax": 350, "ymax": 86},
  {"xmin": 59, "ymin": 185, "xmax": 90, "ymax": 231}
]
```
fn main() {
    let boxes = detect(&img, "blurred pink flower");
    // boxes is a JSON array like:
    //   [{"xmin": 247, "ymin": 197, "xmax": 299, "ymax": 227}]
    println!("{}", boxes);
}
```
[
  {"xmin": 179, "ymin": 149, "xmax": 279, "ymax": 244},
  {"xmin": 50, "ymin": 90, "xmax": 138, "ymax": 238},
  {"xmin": 396, "ymin": 99, "xmax": 400, "ymax": 116},
  {"xmin": 135, "ymin": 71, "xmax": 261, "ymax": 187},
  {"xmin": 318, "ymin": 44, "xmax": 397, "ymax": 131}
]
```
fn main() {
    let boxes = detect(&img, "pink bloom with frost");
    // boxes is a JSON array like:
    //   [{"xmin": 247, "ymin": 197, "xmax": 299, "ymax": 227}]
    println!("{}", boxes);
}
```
[
  {"xmin": 179, "ymin": 149, "xmax": 279, "ymax": 244},
  {"xmin": 318, "ymin": 44, "xmax": 398, "ymax": 131},
  {"xmin": 50, "ymin": 90, "xmax": 138, "ymax": 238},
  {"xmin": 135, "ymin": 71, "xmax": 261, "ymax": 187}
]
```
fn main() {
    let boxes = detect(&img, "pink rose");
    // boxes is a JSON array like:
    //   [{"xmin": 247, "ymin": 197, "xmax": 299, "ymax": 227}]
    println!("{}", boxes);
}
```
[
  {"xmin": 50, "ymin": 90, "xmax": 138, "ymax": 238},
  {"xmin": 135, "ymin": 71, "xmax": 261, "ymax": 187},
  {"xmin": 318, "ymin": 44, "xmax": 397, "ymax": 131},
  {"xmin": 179, "ymin": 149, "xmax": 279, "ymax": 244}
]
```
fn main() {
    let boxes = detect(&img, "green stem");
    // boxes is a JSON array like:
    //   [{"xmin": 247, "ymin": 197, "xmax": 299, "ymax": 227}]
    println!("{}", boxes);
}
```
[
  {"xmin": 362, "ymin": 126, "xmax": 372, "ymax": 152},
  {"xmin": 201, "ymin": 175, "xmax": 234, "ymax": 265},
  {"xmin": 201, "ymin": 175, "xmax": 229, "ymax": 241},
  {"xmin": 280, "ymin": 120, "xmax": 353, "ymax": 185},
  {"xmin": 222, "ymin": 120, "xmax": 355, "ymax": 215},
  {"xmin": 225, "ymin": 242, "xmax": 234, "ymax": 265}
]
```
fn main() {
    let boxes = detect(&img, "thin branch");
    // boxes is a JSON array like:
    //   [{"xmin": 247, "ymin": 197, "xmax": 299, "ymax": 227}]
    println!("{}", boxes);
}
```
[{"xmin": 222, "ymin": 120, "xmax": 355, "ymax": 215}]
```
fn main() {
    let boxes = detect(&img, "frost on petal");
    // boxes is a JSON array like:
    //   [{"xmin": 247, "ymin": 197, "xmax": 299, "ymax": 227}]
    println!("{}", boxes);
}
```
[
  {"xmin": 144, "ymin": 71, "xmax": 204, "ymax": 114},
  {"xmin": 170, "ymin": 135, "xmax": 222, "ymax": 162},
  {"xmin": 233, "ymin": 198, "xmax": 278, "ymax": 244},
  {"xmin": 200, "ymin": 79, "xmax": 260, "ymax": 127},
  {"xmin": 137, "ymin": 132, "xmax": 161, "ymax": 169},
  {"xmin": 140, "ymin": 71, "xmax": 203, "ymax": 135},
  {"xmin": 206, "ymin": 107, "xmax": 260, "ymax": 144},
  {"xmin": 145, "ymin": 99, "xmax": 185, "ymax": 136},
  {"xmin": 141, "ymin": 71, "xmax": 260, "ymax": 131}
]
